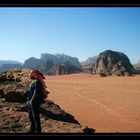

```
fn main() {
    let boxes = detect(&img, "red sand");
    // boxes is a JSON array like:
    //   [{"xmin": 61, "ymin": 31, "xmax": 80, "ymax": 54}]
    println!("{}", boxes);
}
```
[{"xmin": 45, "ymin": 73, "xmax": 140, "ymax": 132}]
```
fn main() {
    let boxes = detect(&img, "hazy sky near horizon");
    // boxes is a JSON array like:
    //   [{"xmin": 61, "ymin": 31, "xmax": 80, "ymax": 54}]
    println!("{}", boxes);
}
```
[{"xmin": 0, "ymin": 7, "xmax": 140, "ymax": 64}]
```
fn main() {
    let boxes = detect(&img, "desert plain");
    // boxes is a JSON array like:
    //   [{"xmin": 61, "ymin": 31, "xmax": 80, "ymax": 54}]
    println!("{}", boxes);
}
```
[{"xmin": 46, "ymin": 73, "xmax": 140, "ymax": 133}]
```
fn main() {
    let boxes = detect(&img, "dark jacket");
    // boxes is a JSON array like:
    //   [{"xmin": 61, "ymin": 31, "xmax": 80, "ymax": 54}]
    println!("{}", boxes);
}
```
[{"xmin": 27, "ymin": 80, "xmax": 44, "ymax": 105}]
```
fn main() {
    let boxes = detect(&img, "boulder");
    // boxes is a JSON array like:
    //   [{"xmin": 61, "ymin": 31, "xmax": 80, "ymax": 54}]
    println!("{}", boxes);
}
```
[
  {"xmin": 0, "ymin": 68, "xmax": 31, "ymax": 102},
  {"xmin": 95, "ymin": 50, "xmax": 134, "ymax": 76}
]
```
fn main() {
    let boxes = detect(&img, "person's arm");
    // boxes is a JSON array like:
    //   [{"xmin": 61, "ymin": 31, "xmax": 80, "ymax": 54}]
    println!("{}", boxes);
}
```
[
  {"xmin": 30, "ymin": 90, "xmax": 38, "ymax": 104},
  {"xmin": 30, "ymin": 80, "xmax": 40, "ymax": 104}
]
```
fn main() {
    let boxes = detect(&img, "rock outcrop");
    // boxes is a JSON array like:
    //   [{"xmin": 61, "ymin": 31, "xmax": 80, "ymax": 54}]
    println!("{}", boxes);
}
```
[
  {"xmin": 46, "ymin": 62, "xmax": 82, "ymax": 76},
  {"xmin": 82, "ymin": 66, "xmax": 95, "ymax": 74},
  {"xmin": 0, "ymin": 68, "xmax": 31, "ymax": 102},
  {"xmin": 0, "ymin": 68, "xmax": 95, "ymax": 134},
  {"xmin": 80, "ymin": 56, "xmax": 98, "ymax": 74},
  {"xmin": 95, "ymin": 50, "xmax": 134, "ymax": 76},
  {"xmin": 0, "ymin": 101, "xmax": 95, "ymax": 133}
]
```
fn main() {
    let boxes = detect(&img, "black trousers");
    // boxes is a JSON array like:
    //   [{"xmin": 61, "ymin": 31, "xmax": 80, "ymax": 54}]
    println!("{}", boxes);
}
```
[{"xmin": 28, "ymin": 102, "xmax": 41, "ymax": 133}]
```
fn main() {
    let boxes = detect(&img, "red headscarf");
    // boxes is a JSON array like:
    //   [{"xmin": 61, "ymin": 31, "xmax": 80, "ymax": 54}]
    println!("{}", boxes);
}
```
[{"xmin": 30, "ymin": 69, "xmax": 50, "ymax": 97}]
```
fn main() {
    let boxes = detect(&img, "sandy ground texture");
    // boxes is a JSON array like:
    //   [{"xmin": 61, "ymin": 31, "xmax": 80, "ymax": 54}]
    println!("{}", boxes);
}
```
[{"xmin": 46, "ymin": 73, "xmax": 140, "ymax": 133}]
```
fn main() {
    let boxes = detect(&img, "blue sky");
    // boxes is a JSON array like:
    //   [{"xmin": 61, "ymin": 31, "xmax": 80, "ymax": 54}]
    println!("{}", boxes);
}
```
[{"xmin": 0, "ymin": 7, "xmax": 140, "ymax": 64}]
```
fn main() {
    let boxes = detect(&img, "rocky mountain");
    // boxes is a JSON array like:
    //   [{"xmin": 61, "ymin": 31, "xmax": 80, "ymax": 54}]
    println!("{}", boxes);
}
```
[
  {"xmin": 1, "ymin": 52, "xmax": 138, "ymax": 76},
  {"xmin": 80, "ymin": 56, "xmax": 98, "ymax": 74},
  {"xmin": 23, "ymin": 53, "xmax": 81, "ymax": 75},
  {"xmin": 38, "ymin": 59, "xmax": 54, "ymax": 74},
  {"xmin": 46, "ymin": 62, "xmax": 82, "ymax": 76},
  {"xmin": 133, "ymin": 60, "xmax": 140, "ymax": 70},
  {"xmin": 23, "ymin": 57, "xmax": 42, "ymax": 69},
  {"xmin": 95, "ymin": 50, "xmax": 135, "ymax": 76},
  {"xmin": 41, "ymin": 53, "xmax": 81, "ymax": 68},
  {"xmin": 133, "ymin": 60, "xmax": 140, "ymax": 74},
  {"xmin": 0, "ymin": 60, "xmax": 23, "ymax": 67},
  {"xmin": 0, "ymin": 68, "xmax": 95, "ymax": 134},
  {"xmin": 0, "ymin": 53, "xmax": 81, "ymax": 74},
  {"xmin": 0, "ymin": 60, "xmax": 23, "ymax": 72},
  {"xmin": 0, "ymin": 64, "xmax": 23, "ymax": 72},
  {"xmin": 80, "ymin": 56, "xmax": 98, "ymax": 67}
]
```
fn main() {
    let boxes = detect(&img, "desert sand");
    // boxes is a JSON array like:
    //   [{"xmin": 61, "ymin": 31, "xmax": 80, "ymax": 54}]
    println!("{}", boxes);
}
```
[{"xmin": 45, "ymin": 73, "xmax": 140, "ymax": 133}]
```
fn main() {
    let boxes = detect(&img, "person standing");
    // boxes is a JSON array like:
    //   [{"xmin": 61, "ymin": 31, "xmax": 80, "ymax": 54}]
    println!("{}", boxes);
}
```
[{"xmin": 26, "ymin": 69, "xmax": 49, "ymax": 133}]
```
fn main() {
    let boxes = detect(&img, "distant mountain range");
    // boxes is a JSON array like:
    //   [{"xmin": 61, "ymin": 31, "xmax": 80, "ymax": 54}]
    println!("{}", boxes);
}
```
[
  {"xmin": 0, "ymin": 60, "xmax": 23, "ymax": 72},
  {"xmin": 41, "ymin": 53, "xmax": 81, "ymax": 67},
  {"xmin": 133, "ymin": 60, "xmax": 140, "ymax": 70},
  {"xmin": 0, "ymin": 60, "xmax": 23, "ymax": 67},
  {"xmin": 23, "ymin": 53, "xmax": 81, "ymax": 70},
  {"xmin": 0, "ymin": 53, "xmax": 139, "ymax": 74},
  {"xmin": 80, "ymin": 56, "xmax": 98, "ymax": 67},
  {"xmin": 0, "ymin": 53, "xmax": 81, "ymax": 73}
]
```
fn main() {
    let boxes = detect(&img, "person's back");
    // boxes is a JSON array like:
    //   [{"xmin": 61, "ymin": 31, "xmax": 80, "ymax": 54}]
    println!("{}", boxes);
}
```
[
  {"xmin": 27, "ymin": 69, "xmax": 49, "ymax": 133},
  {"xmin": 28, "ymin": 79, "xmax": 44, "ymax": 105}
]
